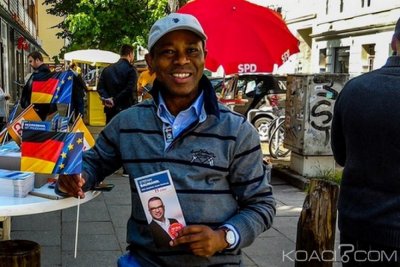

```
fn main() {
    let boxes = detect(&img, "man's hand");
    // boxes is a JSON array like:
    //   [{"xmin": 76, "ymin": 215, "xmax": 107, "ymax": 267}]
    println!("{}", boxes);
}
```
[
  {"xmin": 169, "ymin": 225, "xmax": 228, "ymax": 257},
  {"xmin": 57, "ymin": 174, "xmax": 86, "ymax": 198},
  {"xmin": 102, "ymin": 97, "xmax": 114, "ymax": 108}
]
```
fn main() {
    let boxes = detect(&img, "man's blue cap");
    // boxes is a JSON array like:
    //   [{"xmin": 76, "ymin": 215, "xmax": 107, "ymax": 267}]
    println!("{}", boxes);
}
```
[{"xmin": 147, "ymin": 13, "xmax": 207, "ymax": 51}]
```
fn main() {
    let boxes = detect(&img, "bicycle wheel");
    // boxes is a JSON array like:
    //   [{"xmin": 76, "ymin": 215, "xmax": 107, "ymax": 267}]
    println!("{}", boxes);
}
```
[
  {"xmin": 268, "ymin": 120, "xmax": 290, "ymax": 159},
  {"xmin": 267, "ymin": 116, "xmax": 284, "ymax": 143},
  {"xmin": 251, "ymin": 114, "xmax": 274, "ymax": 142}
]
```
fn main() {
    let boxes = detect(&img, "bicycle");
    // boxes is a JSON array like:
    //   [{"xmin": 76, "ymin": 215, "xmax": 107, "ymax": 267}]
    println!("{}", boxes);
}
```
[{"xmin": 268, "ymin": 115, "xmax": 290, "ymax": 159}]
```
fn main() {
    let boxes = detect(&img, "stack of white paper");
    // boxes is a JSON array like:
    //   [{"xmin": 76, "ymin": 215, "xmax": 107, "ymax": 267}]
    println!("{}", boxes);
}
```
[{"xmin": 0, "ymin": 169, "xmax": 35, "ymax": 197}]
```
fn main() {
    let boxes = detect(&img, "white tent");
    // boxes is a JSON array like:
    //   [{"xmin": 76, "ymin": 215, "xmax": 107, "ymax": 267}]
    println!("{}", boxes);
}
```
[{"xmin": 64, "ymin": 49, "xmax": 119, "ymax": 66}]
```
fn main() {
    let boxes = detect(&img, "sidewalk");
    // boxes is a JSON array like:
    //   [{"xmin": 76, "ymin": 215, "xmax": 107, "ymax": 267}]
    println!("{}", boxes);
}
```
[{"xmin": 10, "ymin": 173, "xmax": 307, "ymax": 267}]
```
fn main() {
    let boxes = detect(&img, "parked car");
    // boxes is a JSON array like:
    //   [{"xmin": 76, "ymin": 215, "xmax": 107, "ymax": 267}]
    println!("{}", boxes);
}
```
[{"xmin": 213, "ymin": 73, "xmax": 287, "ymax": 141}]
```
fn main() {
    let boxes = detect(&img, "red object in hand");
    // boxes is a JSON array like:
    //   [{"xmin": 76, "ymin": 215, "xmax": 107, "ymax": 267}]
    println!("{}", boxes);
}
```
[{"xmin": 168, "ymin": 222, "xmax": 184, "ymax": 239}]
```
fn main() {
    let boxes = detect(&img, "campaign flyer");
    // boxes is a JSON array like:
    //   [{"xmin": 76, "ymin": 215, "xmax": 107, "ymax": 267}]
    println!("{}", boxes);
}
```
[{"xmin": 134, "ymin": 170, "xmax": 186, "ymax": 243}]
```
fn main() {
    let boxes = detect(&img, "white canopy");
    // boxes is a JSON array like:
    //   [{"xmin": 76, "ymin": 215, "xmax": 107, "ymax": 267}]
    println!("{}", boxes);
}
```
[{"xmin": 64, "ymin": 49, "xmax": 120, "ymax": 66}]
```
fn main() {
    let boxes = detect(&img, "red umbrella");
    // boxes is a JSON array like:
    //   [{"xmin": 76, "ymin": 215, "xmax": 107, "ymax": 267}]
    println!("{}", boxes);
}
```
[{"xmin": 178, "ymin": 0, "xmax": 299, "ymax": 75}]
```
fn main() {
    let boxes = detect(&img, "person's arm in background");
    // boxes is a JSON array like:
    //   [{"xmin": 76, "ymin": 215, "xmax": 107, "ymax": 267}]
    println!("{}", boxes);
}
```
[
  {"xmin": 96, "ymin": 67, "xmax": 110, "ymax": 99},
  {"xmin": 20, "ymin": 74, "xmax": 33, "ymax": 108},
  {"xmin": 96, "ymin": 68, "xmax": 114, "ymax": 108},
  {"xmin": 114, "ymin": 67, "xmax": 138, "ymax": 105},
  {"xmin": 331, "ymin": 89, "xmax": 346, "ymax": 166}
]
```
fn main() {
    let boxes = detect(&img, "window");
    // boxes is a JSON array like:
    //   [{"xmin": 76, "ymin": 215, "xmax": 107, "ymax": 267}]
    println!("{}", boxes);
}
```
[
  {"xmin": 319, "ymin": 49, "xmax": 327, "ymax": 73},
  {"xmin": 340, "ymin": 0, "xmax": 344, "ymax": 12},
  {"xmin": 334, "ymin": 47, "xmax": 350, "ymax": 73},
  {"xmin": 367, "ymin": 0, "xmax": 371, "ymax": 6},
  {"xmin": 361, "ymin": 0, "xmax": 364, "ymax": 7},
  {"xmin": 362, "ymin": 44, "xmax": 375, "ymax": 72}
]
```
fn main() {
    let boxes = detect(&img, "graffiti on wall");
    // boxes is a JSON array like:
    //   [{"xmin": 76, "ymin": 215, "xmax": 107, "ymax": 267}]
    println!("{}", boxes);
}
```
[
  {"xmin": 310, "ymin": 80, "xmax": 339, "ymax": 146},
  {"xmin": 284, "ymin": 74, "xmax": 348, "ymax": 156}
]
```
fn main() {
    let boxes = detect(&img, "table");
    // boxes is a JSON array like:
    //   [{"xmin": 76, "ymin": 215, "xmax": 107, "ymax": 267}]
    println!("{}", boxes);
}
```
[{"xmin": 0, "ymin": 188, "xmax": 100, "ymax": 240}]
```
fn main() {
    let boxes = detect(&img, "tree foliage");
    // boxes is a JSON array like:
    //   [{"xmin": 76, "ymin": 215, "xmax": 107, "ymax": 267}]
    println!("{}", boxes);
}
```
[{"xmin": 43, "ymin": 0, "xmax": 171, "ymax": 54}]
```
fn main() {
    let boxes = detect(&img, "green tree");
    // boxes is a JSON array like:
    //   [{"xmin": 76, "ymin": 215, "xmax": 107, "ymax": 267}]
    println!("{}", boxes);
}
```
[
  {"xmin": 167, "ymin": 0, "xmax": 188, "ymax": 12},
  {"xmin": 43, "ymin": 0, "xmax": 170, "ymax": 54}
]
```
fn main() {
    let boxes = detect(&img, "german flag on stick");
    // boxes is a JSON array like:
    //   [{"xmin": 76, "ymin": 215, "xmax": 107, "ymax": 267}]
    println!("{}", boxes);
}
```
[
  {"xmin": 21, "ymin": 130, "xmax": 83, "ymax": 174},
  {"xmin": 31, "ymin": 70, "xmax": 74, "ymax": 104}
]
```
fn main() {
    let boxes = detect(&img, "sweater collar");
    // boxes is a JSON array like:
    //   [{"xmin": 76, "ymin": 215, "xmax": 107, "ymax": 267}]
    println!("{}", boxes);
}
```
[
  {"xmin": 150, "ymin": 75, "xmax": 220, "ymax": 118},
  {"xmin": 383, "ymin": 56, "xmax": 400, "ymax": 67}
]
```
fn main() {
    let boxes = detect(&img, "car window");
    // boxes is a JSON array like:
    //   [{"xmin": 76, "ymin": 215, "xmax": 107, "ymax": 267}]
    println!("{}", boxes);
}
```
[{"xmin": 245, "ymin": 80, "xmax": 256, "ymax": 94}]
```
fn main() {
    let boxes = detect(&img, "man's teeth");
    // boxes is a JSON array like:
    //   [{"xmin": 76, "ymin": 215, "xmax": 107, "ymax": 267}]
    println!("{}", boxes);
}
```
[{"xmin": 173, "ymin": 73, "xmax": 190, "ymax": 78}]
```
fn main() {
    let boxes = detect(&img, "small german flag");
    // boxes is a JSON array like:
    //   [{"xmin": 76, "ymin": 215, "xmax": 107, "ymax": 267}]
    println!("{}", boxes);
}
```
[
  {"xmin": 21, "ymin": 130, "xmax": 83, "ymax": 174},
  {"xmin": 31, "ymin": 70, "xmax": 74, "ymax": 104}
]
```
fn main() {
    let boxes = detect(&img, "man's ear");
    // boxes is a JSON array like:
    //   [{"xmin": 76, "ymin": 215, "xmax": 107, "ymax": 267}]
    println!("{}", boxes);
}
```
[
  {"xmin": 396, "ymin": 38, "xmax": 400, "ymax": 55},
  {"xmin": 391, "ymin": 37, "xmax": 397, "ymax": 52},
  {"xmin": 145, "ymin": 54, "xmax": 153, "ymax": 73}
]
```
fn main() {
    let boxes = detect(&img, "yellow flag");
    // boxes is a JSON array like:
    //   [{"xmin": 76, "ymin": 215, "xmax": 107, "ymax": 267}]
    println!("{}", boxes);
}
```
[
  {"xmin": 7, "ymin": 104, "xmax": 41, "ymax": 145},
  {"xmin": 71, "ymin": 116, "xmax": 95, "ymax": 151},
  {"xmin": 0, "ymin": 128, "xmax": 7, "ymax": 143}
]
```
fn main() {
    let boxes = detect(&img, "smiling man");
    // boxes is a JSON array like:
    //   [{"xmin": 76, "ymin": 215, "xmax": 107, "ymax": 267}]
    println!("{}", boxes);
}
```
[{"xmin": 56, "ymin": 13, "xmax": 275, "ymax": 267}]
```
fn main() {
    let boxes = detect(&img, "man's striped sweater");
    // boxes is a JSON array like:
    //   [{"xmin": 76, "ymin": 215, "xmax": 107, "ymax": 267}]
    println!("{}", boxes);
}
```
[{"xmin": 82, "ymin": 76, "xmax": 276, "ymax": 266}]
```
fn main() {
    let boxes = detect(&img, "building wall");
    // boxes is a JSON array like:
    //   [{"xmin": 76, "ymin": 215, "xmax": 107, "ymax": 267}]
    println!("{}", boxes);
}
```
[
  {"xmin": 37, "ymin": 0, "xmax": 64, "ymax": 64},
  {"xmin": 249, "ymin": 0, "xmax": 400, "ymax": 76}
]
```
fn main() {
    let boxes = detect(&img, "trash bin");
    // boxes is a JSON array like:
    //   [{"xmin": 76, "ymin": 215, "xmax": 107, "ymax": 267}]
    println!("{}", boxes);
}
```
[{"xmin": 0, "ymin": 240, "xmax": 40, "ymax": 267}]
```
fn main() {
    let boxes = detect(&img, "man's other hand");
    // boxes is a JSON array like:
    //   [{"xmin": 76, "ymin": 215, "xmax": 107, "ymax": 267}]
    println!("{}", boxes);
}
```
[
  {"xmin": 169, "ymin": 225, "xmax": 228, "ymax": 257},
  {"xmin": 57, "ymin": 174, "xmax": 86, "ymax": 198}
]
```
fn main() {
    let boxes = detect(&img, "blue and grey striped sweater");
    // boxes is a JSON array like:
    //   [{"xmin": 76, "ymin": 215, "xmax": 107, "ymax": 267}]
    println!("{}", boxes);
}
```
[{"xmin": 82, "ymin": 76, "xmax": 276, "ymax": 266}]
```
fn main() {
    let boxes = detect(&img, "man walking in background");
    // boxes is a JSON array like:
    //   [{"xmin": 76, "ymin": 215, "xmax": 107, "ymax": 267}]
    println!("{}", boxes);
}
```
[
  {"xmin": 332, "ymin": 17, "xmax": 400, "ymax": 266},
  {"xmin": 21, "ymin": 51, "xmax": 57, "ymax": 120},
  {"xmin": 97, "ymin": 44, "xmax": 138, "ymax": 123}
]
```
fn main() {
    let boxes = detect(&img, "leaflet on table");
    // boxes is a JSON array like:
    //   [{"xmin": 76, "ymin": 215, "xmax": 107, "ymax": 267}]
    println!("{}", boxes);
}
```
[
  {"xmin": 0, "ymin": 169, "xmax": 34, "ymax": 197},
  {"xmin": 134, "ymin": 170, "xmax": 186, "ymax": 240},
  {"xmin": 22, "ymin": 121, "xmax": 52, "ymax": 131},
  {"xmin": 22, "ymin": 117, "xmax": 69, "ymax": 132}
]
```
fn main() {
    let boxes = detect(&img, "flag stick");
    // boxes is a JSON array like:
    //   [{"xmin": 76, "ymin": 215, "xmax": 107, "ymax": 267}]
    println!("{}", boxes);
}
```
[{"xmin": 74, "ymin": 195, "xmax": 81, "ymax": 258}]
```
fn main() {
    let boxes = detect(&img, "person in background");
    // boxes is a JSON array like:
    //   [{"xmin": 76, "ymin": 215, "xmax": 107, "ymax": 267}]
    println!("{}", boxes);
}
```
[
  {"xmin": 21, "ymin": 51, "xmax": 57, "ymax": 120},
  {"xmin": 0, "ymin": 87, "xmax": 10, "ymax": 129},
  {"xmin": 331, "ymin": 17, "xmax": 400, "ymax": 266},
  {"xmin": 56, "ymin": 13, "xmax": 275, "ymax": 267},
  {"xmin": 69, "ymin": 63, "xmax": 88, "ymax": 119},
  {"xmin": 97, "ymin": 44, "xmax": 138, "ymax": 124},
  {"xmin": 137, "ymin": 68, "xmax": 156, "ymax": 101}
]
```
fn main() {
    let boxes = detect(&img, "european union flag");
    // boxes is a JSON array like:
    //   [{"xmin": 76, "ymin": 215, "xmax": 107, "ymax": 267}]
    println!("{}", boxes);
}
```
[
  {"xmin": 21, "ymin": 130, "xmax": 83, "ymax": 174},
  {"xmin": 31, "ymin": 70, "xmax": 74, "ymax": 104},
  {"xmin": 53, "ymin": 132, "xmax": 84, "ymax": 174}
]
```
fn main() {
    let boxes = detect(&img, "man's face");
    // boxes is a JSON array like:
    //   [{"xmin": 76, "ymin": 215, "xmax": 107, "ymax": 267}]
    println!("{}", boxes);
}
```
[
  {"xmin": 145, "ymin": 30, "xmax": 206, "ymax": 98},
  {"xmin": 148, "ymin": 199, "xmax": 165, "ymax": 221},
  {"xmin": 128, "ymin": 52, "xmax": 134, "ymax": 64},
  {"xmin": 28, "ymin": 56, "xmax": 42, "ymax": 70}
]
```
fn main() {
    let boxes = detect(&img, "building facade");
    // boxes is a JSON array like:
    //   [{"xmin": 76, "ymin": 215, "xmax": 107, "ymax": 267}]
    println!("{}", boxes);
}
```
[
  {"xmin": 37, "ymin": 0, "xmax": 64, "ymax": 65},
  {"xmin": 0, "ymin": 0, "xmax": 46, "ymax": 103},
  {"xmin": 251, "ymin": 0, "xmax": 400, "ymax": 77}
]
